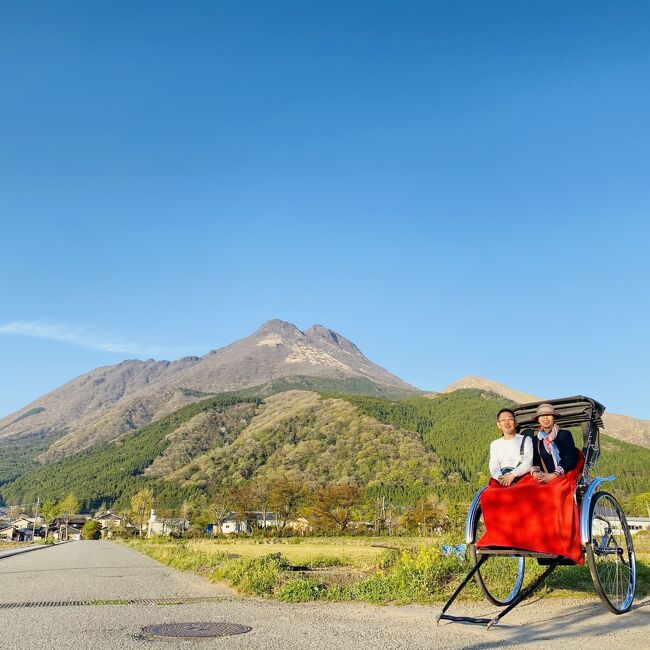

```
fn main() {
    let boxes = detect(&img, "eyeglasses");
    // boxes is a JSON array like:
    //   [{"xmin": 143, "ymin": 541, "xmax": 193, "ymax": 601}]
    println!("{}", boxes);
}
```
[{"xmin": 498, "ymin": 418, "xmax": 515, "ymax": 423}]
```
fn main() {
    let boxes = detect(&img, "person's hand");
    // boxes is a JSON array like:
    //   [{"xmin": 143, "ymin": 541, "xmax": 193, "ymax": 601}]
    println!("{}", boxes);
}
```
[
  {"xmin": 498, "ymin": 473, "xmax": 515, "ymax": 487},
  {"xmin": 534, "ymin": 472, "xmax": 557, "ymax": 484}
]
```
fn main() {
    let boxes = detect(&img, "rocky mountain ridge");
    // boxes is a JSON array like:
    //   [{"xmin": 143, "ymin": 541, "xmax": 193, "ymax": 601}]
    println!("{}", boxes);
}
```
[{"xmin": 0, "ymin": 320, "xmax": 418, "ymax": 460}]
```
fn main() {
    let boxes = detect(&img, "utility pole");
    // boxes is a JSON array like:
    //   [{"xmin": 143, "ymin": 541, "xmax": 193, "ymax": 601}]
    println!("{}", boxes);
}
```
[{"xmin": 31, "ymin": 496, "xmax": 40, "ymax": 542}]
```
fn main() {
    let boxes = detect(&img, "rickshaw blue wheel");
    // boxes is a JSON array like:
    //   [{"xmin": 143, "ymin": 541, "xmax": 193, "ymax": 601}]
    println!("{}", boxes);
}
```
[
  {"xmin": 585, "ymin": 491, "xmax": 636, "ymax": 614},
  {"xmin": 469, "ymin": 505, "xmax": 525, "ymax": 606}
]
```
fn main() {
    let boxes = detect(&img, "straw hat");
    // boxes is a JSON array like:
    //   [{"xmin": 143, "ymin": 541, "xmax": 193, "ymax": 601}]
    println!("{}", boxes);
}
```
[{"xmin": 535, "ymin": 403, "xmax": 558, "ymax": 420}]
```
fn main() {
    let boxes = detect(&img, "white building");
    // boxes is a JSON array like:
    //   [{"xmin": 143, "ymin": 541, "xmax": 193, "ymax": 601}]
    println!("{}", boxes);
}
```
[
  {"xmin": 626, "ymin": 516, "xmax": 650, "ymax": 534},
  {"xmin": 146, "ymin": 510, "xmax": 189, "ymax": 537}
]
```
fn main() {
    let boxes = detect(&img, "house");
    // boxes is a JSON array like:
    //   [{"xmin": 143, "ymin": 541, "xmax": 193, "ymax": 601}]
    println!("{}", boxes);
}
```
[
  {"xmin": 219, "ymin": 513, "xmax": 249, "ymax": 534},
  {"xmin": 146, "ymin": 510, "xmax": 189, "ymax": 537},
  {"xmin": 94, "ymin": 511, "xmax": 123, "ymax": 527},
  {"xmin": 11, "ymin": 516, "xmax": 42, "ymax": 530},
  {"xmin": 207, "ymin": 512, "xmax": 311, "ymax": 535},
  {"xmin": 287, "ymin": 517, "xmax": 312, "ymax": 534},
  {"xmin": 211, "ymin": 511, "xmax": 278, "ymax": 535},
  {"xmin": 32, "ymin": 527, "xmax": 46, "ymax": 541},
  {"xmin": 51, "ymin": 515, "xmax": 89, "ymax": 530},
  {"xmin": 0, "ymin": 525, "xmax": 33, "ymax": 542},
  {"xmin": 53, "ymin": 524, "xmax": 82, "ymax": 541},
  {"xmin": 624, "ymin": 516, "xmax": 650, "ymax": 534},
  {"xmin": 252, "ymin": 512, "xmax": 277, "ymax": 529},
  {"xmin": 0, "ymin": 525, "xmax": 17, "ymax": 541},
  {"xmin": 94, "ymin": 511, "xmax": 125, "ymax": 537}
]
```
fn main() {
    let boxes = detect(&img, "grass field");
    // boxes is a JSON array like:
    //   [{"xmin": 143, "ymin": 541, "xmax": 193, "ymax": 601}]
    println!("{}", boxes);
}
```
[
  {"xmin": 188, "ymin": 536, "xmax": 431, "ymax": 567},
  {"xmin": 126, "ymin": 531, "xmax": 650, "ymax": 605}
]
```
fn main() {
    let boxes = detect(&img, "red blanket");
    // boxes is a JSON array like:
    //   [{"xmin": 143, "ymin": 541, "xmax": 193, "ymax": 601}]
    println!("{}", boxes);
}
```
[{"xmin": 477, "ymin": 452, "xmax": 584, "ymax": 564}]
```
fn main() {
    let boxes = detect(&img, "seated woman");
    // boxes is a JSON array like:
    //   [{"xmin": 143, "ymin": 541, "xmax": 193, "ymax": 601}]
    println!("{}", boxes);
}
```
[
  {"xmin": 477, "ymin": 403, "xmax": 584, "ymax": 563},
  {"xmin": 530, "ymin": 403, "xmax": 578, "ymax": 483}
]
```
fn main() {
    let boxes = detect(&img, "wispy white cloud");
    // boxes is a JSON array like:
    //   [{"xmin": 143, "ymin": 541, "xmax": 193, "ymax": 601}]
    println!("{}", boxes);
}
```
[{"xmin": 0, "ymin": 320, "xmax": 181, "ymax": 357}]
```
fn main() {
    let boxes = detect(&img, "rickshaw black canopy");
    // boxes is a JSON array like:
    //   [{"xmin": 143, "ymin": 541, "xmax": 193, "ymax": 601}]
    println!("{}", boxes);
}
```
[{"xmin": 513, "ymin": 396, "xmax": 605, "ymax": 432}]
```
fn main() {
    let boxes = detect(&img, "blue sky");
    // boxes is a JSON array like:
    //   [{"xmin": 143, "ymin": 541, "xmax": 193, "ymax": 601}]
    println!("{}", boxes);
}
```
[{"xmin": 1, "ymin": 2, "xmax": 649, "ymax": 419}]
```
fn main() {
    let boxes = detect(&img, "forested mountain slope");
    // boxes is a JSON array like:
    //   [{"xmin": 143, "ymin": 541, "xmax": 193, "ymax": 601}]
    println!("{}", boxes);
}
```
[
  {"xmin": 341, "ymin": 389, "xmax": 650, "ymax": 501},
  {"xmin": 1, "ymin": 390, "xmax": 443, "ymax": 509},
  {"xmin": 2, "ymin": 389, "xmax": 649, "ymax": 511},
  {"xmin": 164, "ymin": 391, "xmax": 442, "ymax": 493}
]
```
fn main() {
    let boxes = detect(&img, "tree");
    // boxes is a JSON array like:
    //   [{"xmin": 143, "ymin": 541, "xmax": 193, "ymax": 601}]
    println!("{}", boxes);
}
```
[
  {"xmin": 205, "ymin": 489, "xmax": 231, "ymax": 535},
  {"xmin": 81, "ymin": 520, "xmax": 102, "ymax": 540},
  {"xmin": 41, "ymin": 499, "xmax": 61, "ymax": 542},
  {"xmin": 180, "ymin": 500, "xmax": 192, "ymax": 536},
  {"xmin": 311, "ymin": 484, "xmax": 362, "ymax": 533},
  {"xmin": 228, "ymin": 485, "xmax": 254, "ymax": 533},
  {"xmin": 60, "ymin": 493, "xmax": 80, "ymax": 523},
  {"xmin": 130, "ymin": 489, "xmax": 154, "ymax": 537},
  {"xmin": 270, "ymin": 478, "xmax": 306, "ymax": 530},
  {"xmin": 57, "ymin": 493, "xmax": 80, "ymax": 540},
  {"xmin": 251, "ymin": 479, "xmax": 273, "ymax": 532},
  {"xmin": 631, "ymin": 492, "xmax": 650, "ymax": 517},
  {"xmin": 406, "ymin": 498, "xmax": 447, "ymax": 536}
]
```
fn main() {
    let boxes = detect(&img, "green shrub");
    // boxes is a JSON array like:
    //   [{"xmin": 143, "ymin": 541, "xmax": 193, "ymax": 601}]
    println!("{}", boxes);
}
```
[
  {"xmin": 81, "ymin": 520, "xmax": 102, "ymax": 540},
  {"xmin": 127, "ymin": 540, "xmax": 230, "ymax": 574},
  {"xmin": 278, "ymin": 578, "xmax": 325, "ymax": 602},
  {"xmin": 323, "ymin": 584, "xmax": 348, "ymax": 601},
  {"xmin": 211, "ymin": 553, "xmax": 289, "ymax": 595},
  {"xmin": 347, "ymin": 546, "xmax": 468, "ymax": 604}
]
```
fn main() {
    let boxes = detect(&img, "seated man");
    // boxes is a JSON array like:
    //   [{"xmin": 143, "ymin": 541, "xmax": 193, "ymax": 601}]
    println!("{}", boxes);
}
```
[{"xmin": 489, "ymin": 408, "xmax": 533, "ymax": 487}]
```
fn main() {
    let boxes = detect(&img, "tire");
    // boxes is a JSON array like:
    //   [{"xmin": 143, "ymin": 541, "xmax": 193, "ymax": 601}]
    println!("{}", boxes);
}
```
[
  {"xmin": 585, "ymin": 491, "xmax": 636, "ymax": 614},
  {"xmin": 469, "ymin": 505, "xmax": 525, "ymax": 606}
]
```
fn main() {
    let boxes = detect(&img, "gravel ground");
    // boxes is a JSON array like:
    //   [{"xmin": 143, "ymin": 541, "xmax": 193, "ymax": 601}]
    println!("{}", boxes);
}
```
[{"xmin": 0, "ymin": 540, "xmax": 648, "ymax": 649}]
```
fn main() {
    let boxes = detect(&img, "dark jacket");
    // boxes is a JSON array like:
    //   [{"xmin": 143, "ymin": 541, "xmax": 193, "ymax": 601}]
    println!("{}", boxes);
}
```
[{"xmin": 532, "ymin": 429, "xmax": 578, "ymax": 474}]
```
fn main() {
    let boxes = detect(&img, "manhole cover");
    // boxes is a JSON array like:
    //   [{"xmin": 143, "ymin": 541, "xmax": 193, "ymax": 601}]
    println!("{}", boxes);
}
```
[{"xmin": 142, "ymin": 622, "xmax": 252, "ymax": 639}]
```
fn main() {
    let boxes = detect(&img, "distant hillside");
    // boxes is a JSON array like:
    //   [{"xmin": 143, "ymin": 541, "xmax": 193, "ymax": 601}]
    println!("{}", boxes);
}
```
[
  {"xmin": 0, "ymin": 392, "xmax": 262, "ymax": 508},
  {"xmin": 0, "ymin": 320, "xmax": 419, "ymax": 461},
  {"xmin": 0, "ymin": 390, "xmax": 442, "ymax": 509},
  {"xmin": 160, "ymin": 391, "xmax": 442, "ymax": 495},
  {"xmin": 341, "ymin": 389, "xmax": 650, "ymax": 501},
  {"xmin": 443, "ymin": 375, "xmax": 650, "ymax": 449},
  {"xmin": 3, "ymin": 388, "xmax": 649, "ymax": 511}
]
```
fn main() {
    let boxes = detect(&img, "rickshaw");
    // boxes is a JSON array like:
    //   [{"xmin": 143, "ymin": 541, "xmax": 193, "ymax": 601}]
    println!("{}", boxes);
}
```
[{"xmin": 437, "ymin": 396, "xmax": 636, "ymax": 629}]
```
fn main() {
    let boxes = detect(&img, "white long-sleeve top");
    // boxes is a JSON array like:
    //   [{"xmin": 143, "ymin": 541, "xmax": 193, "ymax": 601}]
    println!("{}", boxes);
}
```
[{"xmin": 488, "ymin": 434, "xmax": 533, "ymax": 479}]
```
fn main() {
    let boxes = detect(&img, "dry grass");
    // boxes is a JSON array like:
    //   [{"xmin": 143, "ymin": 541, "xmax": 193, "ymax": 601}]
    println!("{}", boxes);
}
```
[
  {"xmin": 187, "ymin": 537, "xmax": 393, "ymax": 567},
  {"xmin": 633, "ymin": 530, "xmax": 650, "ymax": 559},
  {"xmin": 0, "ymin": 540, "xmax": 31, "ymax": 549},
  {"xmin": 182, "ymin": 536, "xmax": 444, "ymax": 568}
]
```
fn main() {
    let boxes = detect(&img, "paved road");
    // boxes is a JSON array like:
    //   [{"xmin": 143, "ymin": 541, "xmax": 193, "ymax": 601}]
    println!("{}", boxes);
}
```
[{"xmin": 0, "ymin": 541, "xmax": 648, "ymax": 649}]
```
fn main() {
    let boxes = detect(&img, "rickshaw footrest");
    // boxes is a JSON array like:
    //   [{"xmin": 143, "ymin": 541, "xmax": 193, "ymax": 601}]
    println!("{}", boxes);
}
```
[{"xmin": 437, "ymin": 614, "xmax": 492, "ymax": 625}]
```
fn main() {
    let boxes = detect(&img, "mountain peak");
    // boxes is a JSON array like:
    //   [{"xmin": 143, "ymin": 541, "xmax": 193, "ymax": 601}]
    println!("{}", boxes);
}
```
[
  {"xmin": 304, "ymin": 324, "xmax": 362, "ymax": 356},
  {"xmin": 255, "ymin": 319, "xmax": 303, "ymax": 336},
  {"xmin": 442, "ymin": 376, "xmax": 540, "ymax": 404}
]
